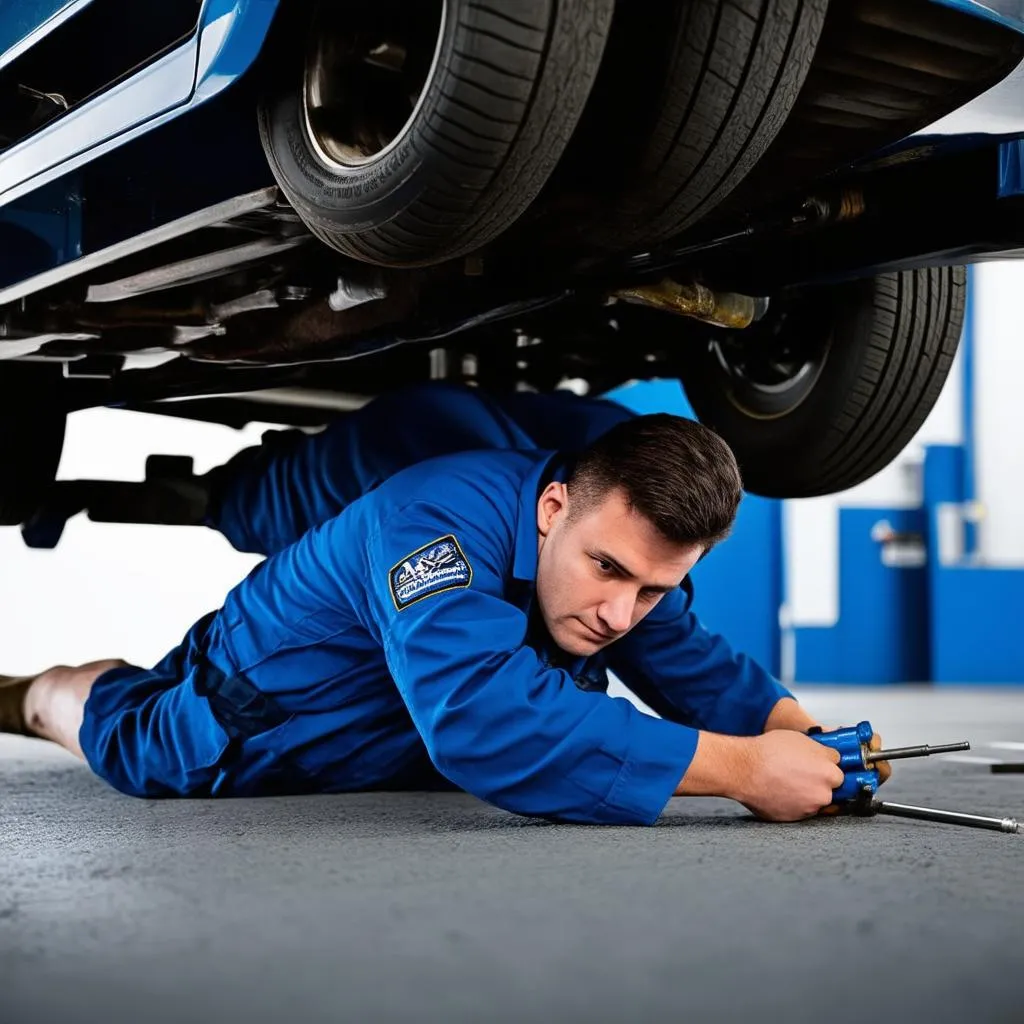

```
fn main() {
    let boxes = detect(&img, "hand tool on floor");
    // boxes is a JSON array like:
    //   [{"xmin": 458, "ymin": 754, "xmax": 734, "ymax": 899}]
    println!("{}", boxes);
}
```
[{"xmin": 809, "ymin": 722, "xmax": 1020, "ymax": 835}]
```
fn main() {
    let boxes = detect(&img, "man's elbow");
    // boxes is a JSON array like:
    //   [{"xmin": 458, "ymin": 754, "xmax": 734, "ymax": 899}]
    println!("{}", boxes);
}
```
[
  {"xmin": 426, "ymin": 733, "xmax": 540, "ymax": 813},
  {"xmin": 426, "ymin": 740, "xmax": 651, "ymax": 825}
]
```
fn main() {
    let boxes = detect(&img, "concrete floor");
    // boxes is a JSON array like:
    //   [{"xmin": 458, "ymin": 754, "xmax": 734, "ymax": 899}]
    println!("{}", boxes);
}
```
[{"xmin": 1, "ymin": 688, "xmax": 1022, "ymax": 1024}]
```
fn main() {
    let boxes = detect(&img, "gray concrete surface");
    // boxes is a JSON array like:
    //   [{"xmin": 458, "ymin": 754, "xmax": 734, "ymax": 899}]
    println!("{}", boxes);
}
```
[{"xmin": 2, "ymin": 688, "xmax": 1022, "ymax": 1024}]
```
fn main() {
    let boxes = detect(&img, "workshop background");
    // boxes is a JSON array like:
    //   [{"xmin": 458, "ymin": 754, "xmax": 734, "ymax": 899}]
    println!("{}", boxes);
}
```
[{"xmin": 1, "ymin": 264, "xmax": 1022, "ymax": 686}]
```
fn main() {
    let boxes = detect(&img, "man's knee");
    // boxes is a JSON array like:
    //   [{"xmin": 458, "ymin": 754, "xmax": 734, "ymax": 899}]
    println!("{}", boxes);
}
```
[
  {"xmin": 81, "ymin": 658, "xmax": 130, "ymax": 677},
  {"xmin": 24, "ymin": 659, "xmax": 126, "ymax": 741},
  {"xmin": 23, "ymin": 668, "xmax": 66, "ymax": 736},
  {"xmin": 35, "ymin": 659, "xmax": 127, "ymax": 689}
]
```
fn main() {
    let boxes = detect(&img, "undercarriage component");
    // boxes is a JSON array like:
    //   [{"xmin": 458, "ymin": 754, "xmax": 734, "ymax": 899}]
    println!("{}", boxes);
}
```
[
  {"xmin": 614, "ymin": 146, "xmax": 1024, "ymax": 295},
  {"xmin": 181, "ymin": 287, "xmax": 572, "ymax": 367},
  {"xmin": 20, "ymin": 455, "xmax": 211, "ymax": 549},
  {"xmin": 0, "ymin": 363, "xmax": 66, "ymax": 524},
  {"xmin": 225, "ymin": 388, "xmax": 371, "ymax": 413},
  {"xmin": 329, "ymin": 277, "xmax": 388, "ymax": 313},
  {"xmin": 0, "ymin": 328, "xmax": 99, "ymax": 361},
  {"xmin": 85, "ymin": 235, "xmax": 312, "ymax": 303},
  {"xmin": 0, "ymin": 187, "xmax": 285, "ymax": 307},
  {"xmin": 711, "ymin": 0, "xmax": 1024, "ymax": 221},
  {"xmin": 612, "ymin": 280, "xmax": 769, "ymax": 329}
]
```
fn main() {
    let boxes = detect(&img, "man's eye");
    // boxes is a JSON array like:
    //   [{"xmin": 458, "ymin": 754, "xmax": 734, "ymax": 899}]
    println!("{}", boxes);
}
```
[{"xmin": 594, "ymin": 558, "xmax": 614, "ymax": 574}]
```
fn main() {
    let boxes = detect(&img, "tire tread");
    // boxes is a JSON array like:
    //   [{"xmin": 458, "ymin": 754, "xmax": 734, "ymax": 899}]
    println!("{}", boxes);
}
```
[
  {"xmin": 261, "ymin": 0, "xmax": 615, "ymax": 266},
  {"xmin": 683, "ymin": 265, "xmax": 966, "ymax": 498}
]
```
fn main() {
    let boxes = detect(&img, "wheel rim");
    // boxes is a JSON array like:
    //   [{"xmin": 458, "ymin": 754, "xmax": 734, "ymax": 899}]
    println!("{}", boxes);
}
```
[
  {"xmin": 303, "ymin": 0, "xmax": 446, "ymax": 171},
  {"xmin": 709, "ymin": 292, "xmax": 833, "ymax": 420}
]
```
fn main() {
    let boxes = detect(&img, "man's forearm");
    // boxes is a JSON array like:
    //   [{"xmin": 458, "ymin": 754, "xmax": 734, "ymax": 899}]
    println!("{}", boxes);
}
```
[
  {"xmin": 669, "ymin": 700, "xmax": 820, "ymax": 801},
  {"xmin": 672, "ymin": 726, "xmax": 849, "ymax": 820},
  {"xmin": 672, "ymin": 731, "xmax": 751, "ymax": 800},
  {"xmin": 762, "ymin": 696, "xmax": 820, "ymax": 734}
]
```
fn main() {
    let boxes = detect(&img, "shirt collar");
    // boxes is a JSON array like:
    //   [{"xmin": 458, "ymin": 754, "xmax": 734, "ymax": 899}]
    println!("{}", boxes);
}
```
[{"xmin": 513, "ymin": 451, "xmax": 570, "ymax": 582}]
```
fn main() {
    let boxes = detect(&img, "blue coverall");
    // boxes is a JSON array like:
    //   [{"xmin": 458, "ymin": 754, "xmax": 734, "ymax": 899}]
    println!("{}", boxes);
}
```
[{"xmin": 79, "ymin": 384, "xmax": 792, "ymax": 825}]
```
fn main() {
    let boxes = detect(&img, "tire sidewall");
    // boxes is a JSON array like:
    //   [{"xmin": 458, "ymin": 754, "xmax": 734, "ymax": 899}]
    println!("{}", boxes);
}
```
[
  {"xmin": 258, "ymin": 1, "xmax": 456, "ymax": 232},
  {"xmin": 682, "ymin": 277, "xmax": 883, "ymax": 491}
]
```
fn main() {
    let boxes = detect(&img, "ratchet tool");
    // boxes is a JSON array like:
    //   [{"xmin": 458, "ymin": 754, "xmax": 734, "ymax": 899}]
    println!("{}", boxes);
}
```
[{"xmin": 809, "ymin": 721, "xmax": 1020, "ymax": 835}]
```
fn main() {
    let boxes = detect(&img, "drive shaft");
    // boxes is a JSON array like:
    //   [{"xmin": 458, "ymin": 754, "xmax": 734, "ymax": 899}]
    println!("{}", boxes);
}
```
[
  {"xmin": 873, "ymin": 800, "xmax": 1020, "ymax": 834},
  {"xmin": 864, "ymin": 742, "xmax": 970, "ymax": 764}
]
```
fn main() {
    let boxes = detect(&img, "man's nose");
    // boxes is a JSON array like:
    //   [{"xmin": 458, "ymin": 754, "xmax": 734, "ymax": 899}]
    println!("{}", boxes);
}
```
[{"xmin": 598, "ymin": 593, "xmax": 635, "ymax": 634}]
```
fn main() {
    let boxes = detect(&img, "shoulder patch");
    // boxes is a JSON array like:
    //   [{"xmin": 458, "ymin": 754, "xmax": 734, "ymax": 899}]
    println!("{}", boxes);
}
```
[{"xmin": 388, "ymin": 534, "xmax": 473, "ymax": 611}]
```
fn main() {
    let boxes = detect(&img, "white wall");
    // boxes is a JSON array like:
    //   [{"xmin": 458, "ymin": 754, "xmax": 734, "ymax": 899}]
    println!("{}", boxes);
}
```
[
  {"xmin": 0, "ymin": 408, "xmax": 268, "ymax": 675},
  {"xmin": 972, "ymin": 262, "xmax": 1024, "ymax": 566},
  {"xmin": 784, "ymin": 258, "xmax": 1024, "ymax": 640}
]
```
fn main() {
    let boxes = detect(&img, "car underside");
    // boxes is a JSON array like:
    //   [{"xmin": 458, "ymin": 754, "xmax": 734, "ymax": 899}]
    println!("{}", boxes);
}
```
[{"xmin": 3, "ymin": 0, "xmax": 1024, "ymax": 528}]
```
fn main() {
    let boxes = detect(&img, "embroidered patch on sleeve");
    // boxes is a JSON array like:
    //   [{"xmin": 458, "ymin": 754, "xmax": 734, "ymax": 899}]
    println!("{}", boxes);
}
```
[{"xmin": 388, "ymin": 534, "xmax": 473, "ymax": 611}]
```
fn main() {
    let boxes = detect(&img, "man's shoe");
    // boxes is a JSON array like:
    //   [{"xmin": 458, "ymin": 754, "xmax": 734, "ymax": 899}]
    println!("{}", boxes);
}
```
[{"xmin": 0, "ymin": 676, "xmax": 34, "ymax": 735}]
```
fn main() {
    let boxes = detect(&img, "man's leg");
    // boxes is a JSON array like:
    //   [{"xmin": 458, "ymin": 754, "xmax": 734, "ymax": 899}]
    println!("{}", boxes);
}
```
[
  {"xmin": 1, "ymin": 660, "xmax": 126, "ymax": 758},
  {"xmin": 206, "ymin": 382, "xmax": 533, "ymax": 557}
]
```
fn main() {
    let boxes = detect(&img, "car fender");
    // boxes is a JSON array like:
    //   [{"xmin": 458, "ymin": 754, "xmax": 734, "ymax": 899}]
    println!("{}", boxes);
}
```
[{"xmin": 0, "ymin": 0, "xmax": 280, "ymax": 209}]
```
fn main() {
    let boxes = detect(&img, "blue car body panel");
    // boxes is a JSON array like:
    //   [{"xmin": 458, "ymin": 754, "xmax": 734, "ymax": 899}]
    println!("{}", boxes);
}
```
[
  {"xmin": 911, "ymin": 3, "xmax": 1024, "ymax": 142},
  {"xmin": 931, "ymin": 0, "xmax": 1024, "ymax": 33},
  {"xmin": 0, "ymin": 0, "xmax": 280, "ymax": 208},
  {"xmin": 0, "ymin": 0, "xmax": 93, "ymax": 71}
]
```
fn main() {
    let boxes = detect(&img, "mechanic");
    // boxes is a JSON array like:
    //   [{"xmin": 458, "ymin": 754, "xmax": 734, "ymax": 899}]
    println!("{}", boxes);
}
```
[{"xmin": 0, "ymin": 383, "xmax": 887, "ymax": 825}]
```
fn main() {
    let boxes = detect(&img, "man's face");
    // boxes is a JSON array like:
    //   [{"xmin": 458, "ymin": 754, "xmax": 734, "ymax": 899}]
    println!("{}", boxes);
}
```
[{"xmin": 534, "ymin": 482, "xmax": 705, "ymax": 657}]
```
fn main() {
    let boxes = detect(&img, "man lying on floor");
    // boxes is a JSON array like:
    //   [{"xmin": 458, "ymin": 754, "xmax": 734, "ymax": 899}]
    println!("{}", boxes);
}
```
[{"xmin": 0, "ymin": 383, "xmax": 889, "ymax": 825}]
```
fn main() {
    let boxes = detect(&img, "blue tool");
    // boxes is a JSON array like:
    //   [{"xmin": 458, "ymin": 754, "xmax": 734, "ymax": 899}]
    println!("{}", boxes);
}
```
[
  {"xmin": 808, "ymin": 721, "xmax": 888, "ymax": 803},
  {"xmin": 807, "ymin": 723, "xmax": 1018, "ymax": 834}
]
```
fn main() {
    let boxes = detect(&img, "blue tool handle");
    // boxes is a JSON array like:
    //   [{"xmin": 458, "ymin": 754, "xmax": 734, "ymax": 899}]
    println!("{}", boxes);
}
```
[
  {"xmin": 809, "ymin": 722, "xmax": 880, "ymax": 804},
  {"xmin": 832, "ymin": 769, "xmax": 879, "ymax": 803},
  {"xmin": 809, "ymin": 721, "xmax": 873, "ymax": 771}
]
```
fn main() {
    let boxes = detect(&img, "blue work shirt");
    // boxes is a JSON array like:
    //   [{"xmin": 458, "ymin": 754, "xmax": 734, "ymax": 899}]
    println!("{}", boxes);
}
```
[
  {"xmin": 81, "ymin": 384, "xmax": 793, "ymax": 824},
  {"xmin": 83, "ymin": 448, "xmax": 791, "ymax": 825}
]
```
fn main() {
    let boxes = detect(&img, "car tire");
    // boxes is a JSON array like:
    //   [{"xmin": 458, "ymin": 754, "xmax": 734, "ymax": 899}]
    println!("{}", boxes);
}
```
[
  {"xmin": 0, "ymin": 366, "xmax": 66, "ymax": 525},
  {"xmin": 679, "ymin": 266, "xmax": 966, "ymax": 498},
  {"xmin": 574, "ymin": 0, "xmax": 828, "ymax": 251},
  {"xmin": 716, "ymin": 0, "xmax": 1024, "ymax": 221},
  {"xmin": 258, "ymin": 0, "xmax": 614, "ymax": 267}
]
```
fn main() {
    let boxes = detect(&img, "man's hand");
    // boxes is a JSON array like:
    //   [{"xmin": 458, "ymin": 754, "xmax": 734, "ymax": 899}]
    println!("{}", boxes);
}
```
[
  {"xmin": 761, "ymin": 702, "xmax": 892, "ymax": 785},
  {"xmin": 675, "ymin": 730, "xmax": 846, "ymax": 821},
  {"xmin": 763, "ymin": 697, "xmax": 820, "ymax": 734},
  {"xmin": 868, "ymin": 732, "xmax": 892, "ymax": 785},
  {"xmin": 737, "ymin": 731, "xmax": 846, "ymax": 822}
]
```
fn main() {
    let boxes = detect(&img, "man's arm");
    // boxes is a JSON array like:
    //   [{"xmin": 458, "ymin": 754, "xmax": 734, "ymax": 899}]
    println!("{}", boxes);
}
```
[
  {"xmin": 763, "ymin": 696, "xmax": 821, "ymax": 734},
  {"xmin": 364, "ymin": 503, "xmax": 841, "ymax": 825},
  {"xmin": 673, "ymin": 728, "xmax": 846, "ymax": 821},
  {"xmin": 363, "ymin": 501, "xmax": 700, "ymax": 826},
  {"xmin": 208, "ymin": 385, "xmax": 536, "ymax": 556}
]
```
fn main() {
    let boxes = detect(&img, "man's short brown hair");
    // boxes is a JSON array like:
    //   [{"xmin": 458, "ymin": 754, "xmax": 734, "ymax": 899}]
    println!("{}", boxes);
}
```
[{"xmin": 567, "ymin": 413, "xmax": 742, "ymax": 551}]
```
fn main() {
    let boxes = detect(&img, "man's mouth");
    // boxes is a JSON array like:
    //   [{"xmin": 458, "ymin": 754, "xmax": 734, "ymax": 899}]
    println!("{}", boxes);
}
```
[{"xmin": 579, "ymin": 620, "xmax": 615, "ymax": 643}]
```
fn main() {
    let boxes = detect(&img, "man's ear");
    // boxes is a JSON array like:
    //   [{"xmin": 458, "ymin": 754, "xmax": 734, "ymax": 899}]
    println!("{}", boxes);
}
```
[{"xmin": 536, "ymin": 482, "xmax": 568, "ymax": 538}]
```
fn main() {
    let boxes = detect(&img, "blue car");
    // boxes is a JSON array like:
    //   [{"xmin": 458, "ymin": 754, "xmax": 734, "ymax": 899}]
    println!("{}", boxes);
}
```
[{"xmin": 2, "ymin": 0, "xmax": 1024, "ymax": 528}]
